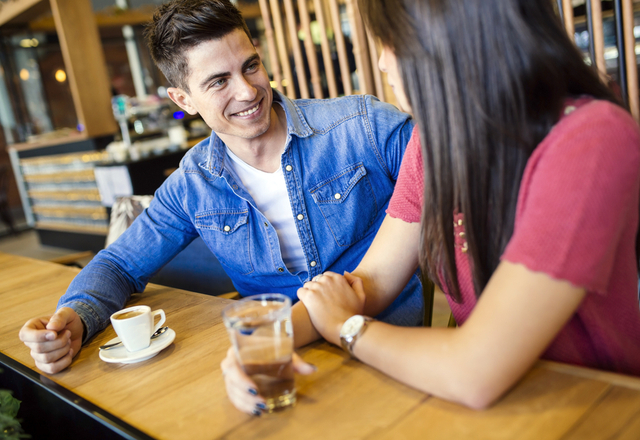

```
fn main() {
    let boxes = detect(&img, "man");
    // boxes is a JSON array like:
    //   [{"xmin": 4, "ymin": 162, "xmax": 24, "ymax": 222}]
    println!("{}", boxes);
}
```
[{"xmin": 18, "ymin": 0, "xmax": 422, "ymax": 374}]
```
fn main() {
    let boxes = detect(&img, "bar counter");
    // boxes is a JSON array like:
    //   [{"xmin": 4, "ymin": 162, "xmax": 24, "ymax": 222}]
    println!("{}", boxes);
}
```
[{"xmin": 1, "ymin": 252, "xmax": 639, "ymax": 439}]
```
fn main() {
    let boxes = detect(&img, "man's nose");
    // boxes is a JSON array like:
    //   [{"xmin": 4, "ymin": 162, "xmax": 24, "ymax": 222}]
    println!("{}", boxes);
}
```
[{"xmin": 235, "ymin": 76, "xmax": 258, "ymax": 101}]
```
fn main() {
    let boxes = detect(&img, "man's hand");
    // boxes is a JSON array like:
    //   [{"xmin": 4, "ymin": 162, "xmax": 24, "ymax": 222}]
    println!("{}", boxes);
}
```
[
  {"xmin": 297, "ymin": 271, "xmax": 366, "ymax": 346},
  {"xmin": 19, "ymin": 307, "xmax": 84, "ymax": 374},
  {"xmin": 221, "ymin": 347, "xmax": 316, "ymax": 415}
]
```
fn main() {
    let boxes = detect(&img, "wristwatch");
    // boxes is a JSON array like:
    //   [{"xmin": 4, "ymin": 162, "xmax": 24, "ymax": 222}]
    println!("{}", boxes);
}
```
[{"xmin": 340, "ymin": 315, "xmax": 374, "ymax": 357}]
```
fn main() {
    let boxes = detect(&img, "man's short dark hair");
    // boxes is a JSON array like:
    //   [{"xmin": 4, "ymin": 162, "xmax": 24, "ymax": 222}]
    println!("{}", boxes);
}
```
[{"xmin": 145, "ymin": 0, "xmax": 253, "ymax": 92}]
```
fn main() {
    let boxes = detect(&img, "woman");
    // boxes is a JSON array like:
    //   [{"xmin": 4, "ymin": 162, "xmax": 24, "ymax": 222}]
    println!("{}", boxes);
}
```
[{"xmin": 222, "ymin": 0, "xmax": 640, "ymax": 413}]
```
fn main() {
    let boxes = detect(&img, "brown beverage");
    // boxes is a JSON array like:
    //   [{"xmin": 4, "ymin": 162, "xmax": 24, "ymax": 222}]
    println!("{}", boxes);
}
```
[
  {"xmin": 114, "ymin": 310, "xmax": 144, "ymax": 320},
  {"xmin": 242, "ymin": 359, "xmax": 295, "ymax": 410},
  {"xmin": 223, "ymin": 295, "xmax": 295, "ymax": 411}
]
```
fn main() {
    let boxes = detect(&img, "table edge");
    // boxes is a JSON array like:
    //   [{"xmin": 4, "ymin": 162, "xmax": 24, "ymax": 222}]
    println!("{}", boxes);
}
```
[
  {"xmin": 0, "ymin": 352, "xmax": 156, "ymax": 440},
  {"xmin": 537, "ymin": 360, "xmax": 640, "ymax": 390}
]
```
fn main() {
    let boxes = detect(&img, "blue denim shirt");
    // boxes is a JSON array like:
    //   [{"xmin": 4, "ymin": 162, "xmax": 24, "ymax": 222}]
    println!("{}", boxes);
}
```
[{"xmin": 59, "ymin": 91, "xmax": 423, "ymax": 341}]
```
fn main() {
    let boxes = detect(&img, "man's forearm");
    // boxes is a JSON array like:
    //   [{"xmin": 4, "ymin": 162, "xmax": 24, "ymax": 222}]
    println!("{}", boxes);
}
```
[
  {"xmin": 292, "ymin": 301, "xmax": 321, "ymax": 348},
  {"xmin": 58, "ymin": 253, "xmax": 144, "ymax": 342}
]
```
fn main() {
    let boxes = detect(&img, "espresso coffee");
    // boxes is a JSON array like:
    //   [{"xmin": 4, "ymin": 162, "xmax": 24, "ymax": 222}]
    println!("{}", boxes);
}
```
[{"xmin": 114, "ymin": 310, "xmax": 144, "ymax": 320}]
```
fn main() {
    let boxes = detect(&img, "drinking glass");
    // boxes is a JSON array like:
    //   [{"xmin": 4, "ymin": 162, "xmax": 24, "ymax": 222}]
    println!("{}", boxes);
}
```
[{"xmin": 222, "ymin": 294, "xmax": 295, "ymax": 412}]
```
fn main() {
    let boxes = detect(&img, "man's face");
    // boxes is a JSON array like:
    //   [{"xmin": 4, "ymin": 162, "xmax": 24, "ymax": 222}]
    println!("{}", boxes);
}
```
[{"xmin": 168, "ymin": 29, "xmax": 274, "ymax": 145}]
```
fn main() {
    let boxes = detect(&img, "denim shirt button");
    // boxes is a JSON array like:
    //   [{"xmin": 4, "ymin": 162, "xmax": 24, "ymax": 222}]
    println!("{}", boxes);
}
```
[
  {"xmin": 310, "ymin": 261, "xmax": 317, "ymax": 267},
  {"xmin": 285, "ymin": 165, "xmax": 293, "ymax": 172},
  {"xmin": 277, "ymin": 267, "xmax": 285, "ymax": 273},
  {"xmin": 223, "ymin": 225, "xmax": 231, "ymax": 232},
  {"xmin": 334, "ymin": 193, "xmax": 342, "ymax": 200},
  {"xmin": 297, "ymin": 214, "xmax": 304, "ymax": 220},
  {"xmin": 232, "ymin": 185, "xmax": 238, "ymax": 190}
]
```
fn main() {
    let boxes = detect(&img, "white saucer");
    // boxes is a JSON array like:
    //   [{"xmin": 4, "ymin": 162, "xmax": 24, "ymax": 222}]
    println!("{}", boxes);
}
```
[{"xmin": 99, "ymin": 328, "xmax": 176, "ymax": 364}]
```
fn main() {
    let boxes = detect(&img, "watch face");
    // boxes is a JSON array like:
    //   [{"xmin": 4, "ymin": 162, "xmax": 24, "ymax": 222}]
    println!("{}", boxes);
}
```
[{"xmin": 341, "ymin": 315, "xmax": 365, "ymax": 338}]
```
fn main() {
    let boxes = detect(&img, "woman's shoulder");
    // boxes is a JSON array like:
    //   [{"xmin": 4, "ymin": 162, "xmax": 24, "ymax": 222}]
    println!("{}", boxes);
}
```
[
  {"xmin": 533, "ymin": 99, "xmax": 640, "ymax": 171},
  {"xmin": 555, "ymin": 98, "xmax": 639, "ymax": 144}
]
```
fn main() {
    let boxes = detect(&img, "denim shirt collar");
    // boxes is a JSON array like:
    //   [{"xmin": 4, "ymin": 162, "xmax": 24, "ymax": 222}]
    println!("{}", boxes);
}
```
[{"xmin": 203, "ymin": 89, "xmax": 313, "ymax": 177}]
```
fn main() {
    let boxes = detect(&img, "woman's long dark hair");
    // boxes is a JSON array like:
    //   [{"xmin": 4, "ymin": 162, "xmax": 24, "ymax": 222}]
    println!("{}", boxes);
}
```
[{"xmin": 360, "ymin": 0, "xmax": 623, "ymax": 300}]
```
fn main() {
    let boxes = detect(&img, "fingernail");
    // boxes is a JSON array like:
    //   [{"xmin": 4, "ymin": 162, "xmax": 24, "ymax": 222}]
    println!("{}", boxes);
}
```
[
  {"xmin": 68, "ymin": 348, "xmax": 74, "ymax": 358},
  {"xmin": 256, "ymin": 402, "xmax": 267, "ymax": 410},
  {"xmin": 252, "ymin": 409, "xmax": 261, "ymax": 416},
  {"xmin": 46, "ymin": 332, "xmax": 56, "ymax": 341},
  {"xmin": 248, "ymin": 388, "xmax": 258, "ymax": 396},
  {"xmin": 308, "ymin": 363, "xmax": 318, "ymax": 372}
]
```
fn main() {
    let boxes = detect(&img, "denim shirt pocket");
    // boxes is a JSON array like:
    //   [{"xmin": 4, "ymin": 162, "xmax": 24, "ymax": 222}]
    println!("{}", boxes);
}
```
[
  {"xmin": 194, "ymin": 209, "xmax": 254, "ymax": 275},
  {"xmin": 310, "ymin": 162, "xmax": 378, "ymax": 247}
]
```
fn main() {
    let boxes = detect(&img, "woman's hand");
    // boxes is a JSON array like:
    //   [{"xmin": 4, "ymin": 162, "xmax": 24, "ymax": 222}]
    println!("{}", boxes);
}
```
[
  {"xmin": 297, "ymin": 271, "xmax": 366, "ymax": 346},
  {"xmin": 221, "ymin": 347, "xmax": 316, "ymax": 415}
]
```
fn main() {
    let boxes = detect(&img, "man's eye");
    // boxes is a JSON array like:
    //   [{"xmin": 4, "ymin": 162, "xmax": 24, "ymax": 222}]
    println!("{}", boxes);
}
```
[
  {"xmin": 246, "ymin": 63, "xmax": 259, "ymax": 72},
  {"xmin": 212, "ymin": 78, "xmax": 226, "ymax": 88}
]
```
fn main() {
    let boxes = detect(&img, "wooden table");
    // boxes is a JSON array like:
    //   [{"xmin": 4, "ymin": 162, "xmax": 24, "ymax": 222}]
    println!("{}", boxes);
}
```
[{"xmin": 1, "ymin": 252, "xmax": 640, "ymax": 439}]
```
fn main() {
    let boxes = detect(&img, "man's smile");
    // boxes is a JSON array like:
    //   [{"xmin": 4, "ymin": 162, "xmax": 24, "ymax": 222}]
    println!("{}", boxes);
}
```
[{"xmin": 232, "ymin": 99, "xmax": 262, "ymax": 117}]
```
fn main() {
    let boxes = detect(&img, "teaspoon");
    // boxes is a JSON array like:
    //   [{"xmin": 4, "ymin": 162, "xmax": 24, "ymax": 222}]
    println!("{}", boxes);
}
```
[{"xmin": 99, "ymin": 326, "xmax": 169, "ymax": 350}]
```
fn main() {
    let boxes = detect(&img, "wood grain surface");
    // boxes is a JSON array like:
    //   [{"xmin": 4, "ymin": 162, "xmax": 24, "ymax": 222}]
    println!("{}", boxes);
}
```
[{"xmin": 1, "ymin": 253, "xmax": 639, "ymax": 439}]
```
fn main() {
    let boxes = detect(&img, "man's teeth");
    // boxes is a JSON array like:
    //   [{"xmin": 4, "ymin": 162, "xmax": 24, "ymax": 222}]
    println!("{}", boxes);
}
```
[{"xmin": 236, "ymin": 104, "xmax": 259, "ymax": 116}]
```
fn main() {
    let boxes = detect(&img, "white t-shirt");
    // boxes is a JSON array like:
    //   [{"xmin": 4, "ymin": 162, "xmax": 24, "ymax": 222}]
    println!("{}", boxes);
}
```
[{"xmin": 225, "ymin": 147, "xmax": 307, "ymax": 273}]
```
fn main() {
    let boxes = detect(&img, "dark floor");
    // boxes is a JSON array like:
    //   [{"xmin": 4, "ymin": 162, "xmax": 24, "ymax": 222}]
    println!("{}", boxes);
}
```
[{"xmin": 0, "ymin": 208, "xmax": 95, "ymax": 264}]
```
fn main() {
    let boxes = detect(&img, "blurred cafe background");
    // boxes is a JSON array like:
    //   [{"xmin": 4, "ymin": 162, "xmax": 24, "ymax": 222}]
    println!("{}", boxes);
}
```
[{"xmin": 0, "ymin": 0, "xmax": 637, "ymax": 264}]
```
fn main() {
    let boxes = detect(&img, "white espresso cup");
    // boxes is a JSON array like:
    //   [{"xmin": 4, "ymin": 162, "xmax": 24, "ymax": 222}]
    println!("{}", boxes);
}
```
[{"xmin": 110, "ymin": 305, "xmax": 166, "ymax": 352}]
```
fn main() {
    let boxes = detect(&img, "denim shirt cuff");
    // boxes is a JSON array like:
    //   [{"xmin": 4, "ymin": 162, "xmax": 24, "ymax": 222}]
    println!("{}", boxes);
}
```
[{"xmin": 57, "ymin": 301, "xmax": 102, "ymax": 344}]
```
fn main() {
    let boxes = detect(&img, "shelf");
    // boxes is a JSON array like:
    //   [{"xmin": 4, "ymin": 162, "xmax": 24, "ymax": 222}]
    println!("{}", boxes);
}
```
[
  {"xmin": 0, "ymin": 0, "xmax": 49, "ymax": 27},
  {"xmin": 29, "ymin": 6, "xmax": 156, "ymax": 31},
  {"xmin": 32, "ymin": 205, "xmax": 107, "ymax": 219},
  {"xmin": 28, "ymin": 189, "xmax": 101, "ymax": 202},
  {"xmin": 8, "ymin": 131, "xmax": 88, "ymax": 153},
  {"xmin": 28, "ymin": 2, "xmax": 261, "ymax": 32},
  {"xmin": 36, "ymin": 222, "xmax": 109, "ymax": 235},
  {"xmin": 20, "ymin": 150, "xmax": 108, "ymax": 168},
  {"xmin": 24, "ymin": 169, "xmax": 97, "ymax": 183}
]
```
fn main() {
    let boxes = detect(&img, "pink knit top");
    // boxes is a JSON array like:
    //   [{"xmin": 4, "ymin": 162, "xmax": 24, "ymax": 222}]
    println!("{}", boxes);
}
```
[{"xmin": 387, "ymin": 99, "xmax": 640, "ymax": 376}]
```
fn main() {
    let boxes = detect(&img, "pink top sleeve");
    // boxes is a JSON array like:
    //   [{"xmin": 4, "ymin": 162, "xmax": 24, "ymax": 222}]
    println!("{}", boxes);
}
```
[
  {"xmin": 387, "ymin": 125, "xmax": 423, "ymax": 223},
  {"xmin": 502, "ymin": 100, "xmax": 640, "ymax": 294}
]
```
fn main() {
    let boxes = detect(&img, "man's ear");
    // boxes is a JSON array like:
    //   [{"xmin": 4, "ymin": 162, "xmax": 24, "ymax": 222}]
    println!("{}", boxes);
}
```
[{"xmin": 167, "ymin": 87, "xmax": 198, "ymax": 115}]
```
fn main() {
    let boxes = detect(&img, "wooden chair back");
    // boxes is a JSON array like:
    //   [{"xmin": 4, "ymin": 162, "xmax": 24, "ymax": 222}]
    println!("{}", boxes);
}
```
[
  {"xmin": 557, "ymin": 0, "xmax": 639, "ymax": 121},
  {"xmin": 256, "ymin": 0, "xmax": 390, "ymax": 103}
]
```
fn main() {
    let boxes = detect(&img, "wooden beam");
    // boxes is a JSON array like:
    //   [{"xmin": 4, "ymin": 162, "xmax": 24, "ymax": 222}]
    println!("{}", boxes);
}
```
[
  {"xmin": 50, "ymin": 0, "xmax": 117, "ymax": 137},
  {"xmin": 313, "ymin": 0, "xmax": 338, "ymax": 98},
  {"xmin": 622, "ymin": 0, "xmax": 639, "ymax": 120},
  {"xmin": 283, "ymin": 0, "xmax": 310, "ymax": 98},
  {"xmin": 367, "ymin": 32, "xmax": 385, "ymax": 101},
  {"xmin": 298, "ymin": 0, "xmax": 323, "ymax": 98},
  {"xmin": 257, "ymin": 0, "xmax": 284, "ymax": 93},
  {"xmin": 345, "ymin": 0, "xmax": 373, "ymax": 94},
  {"xmin": 269, "ymin": 0, "xmax": 296, "ymax": 98},
  {"xmin": 562, "ymin": 0, "xmax": 575, "ymax": 37},
  {"xmin": 328, "ymin": 0, "xmax": 352, "ymax": 95},
  {"xmin": 592, "ymin": 1, "xmax": 606, "ymax": 80}
]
